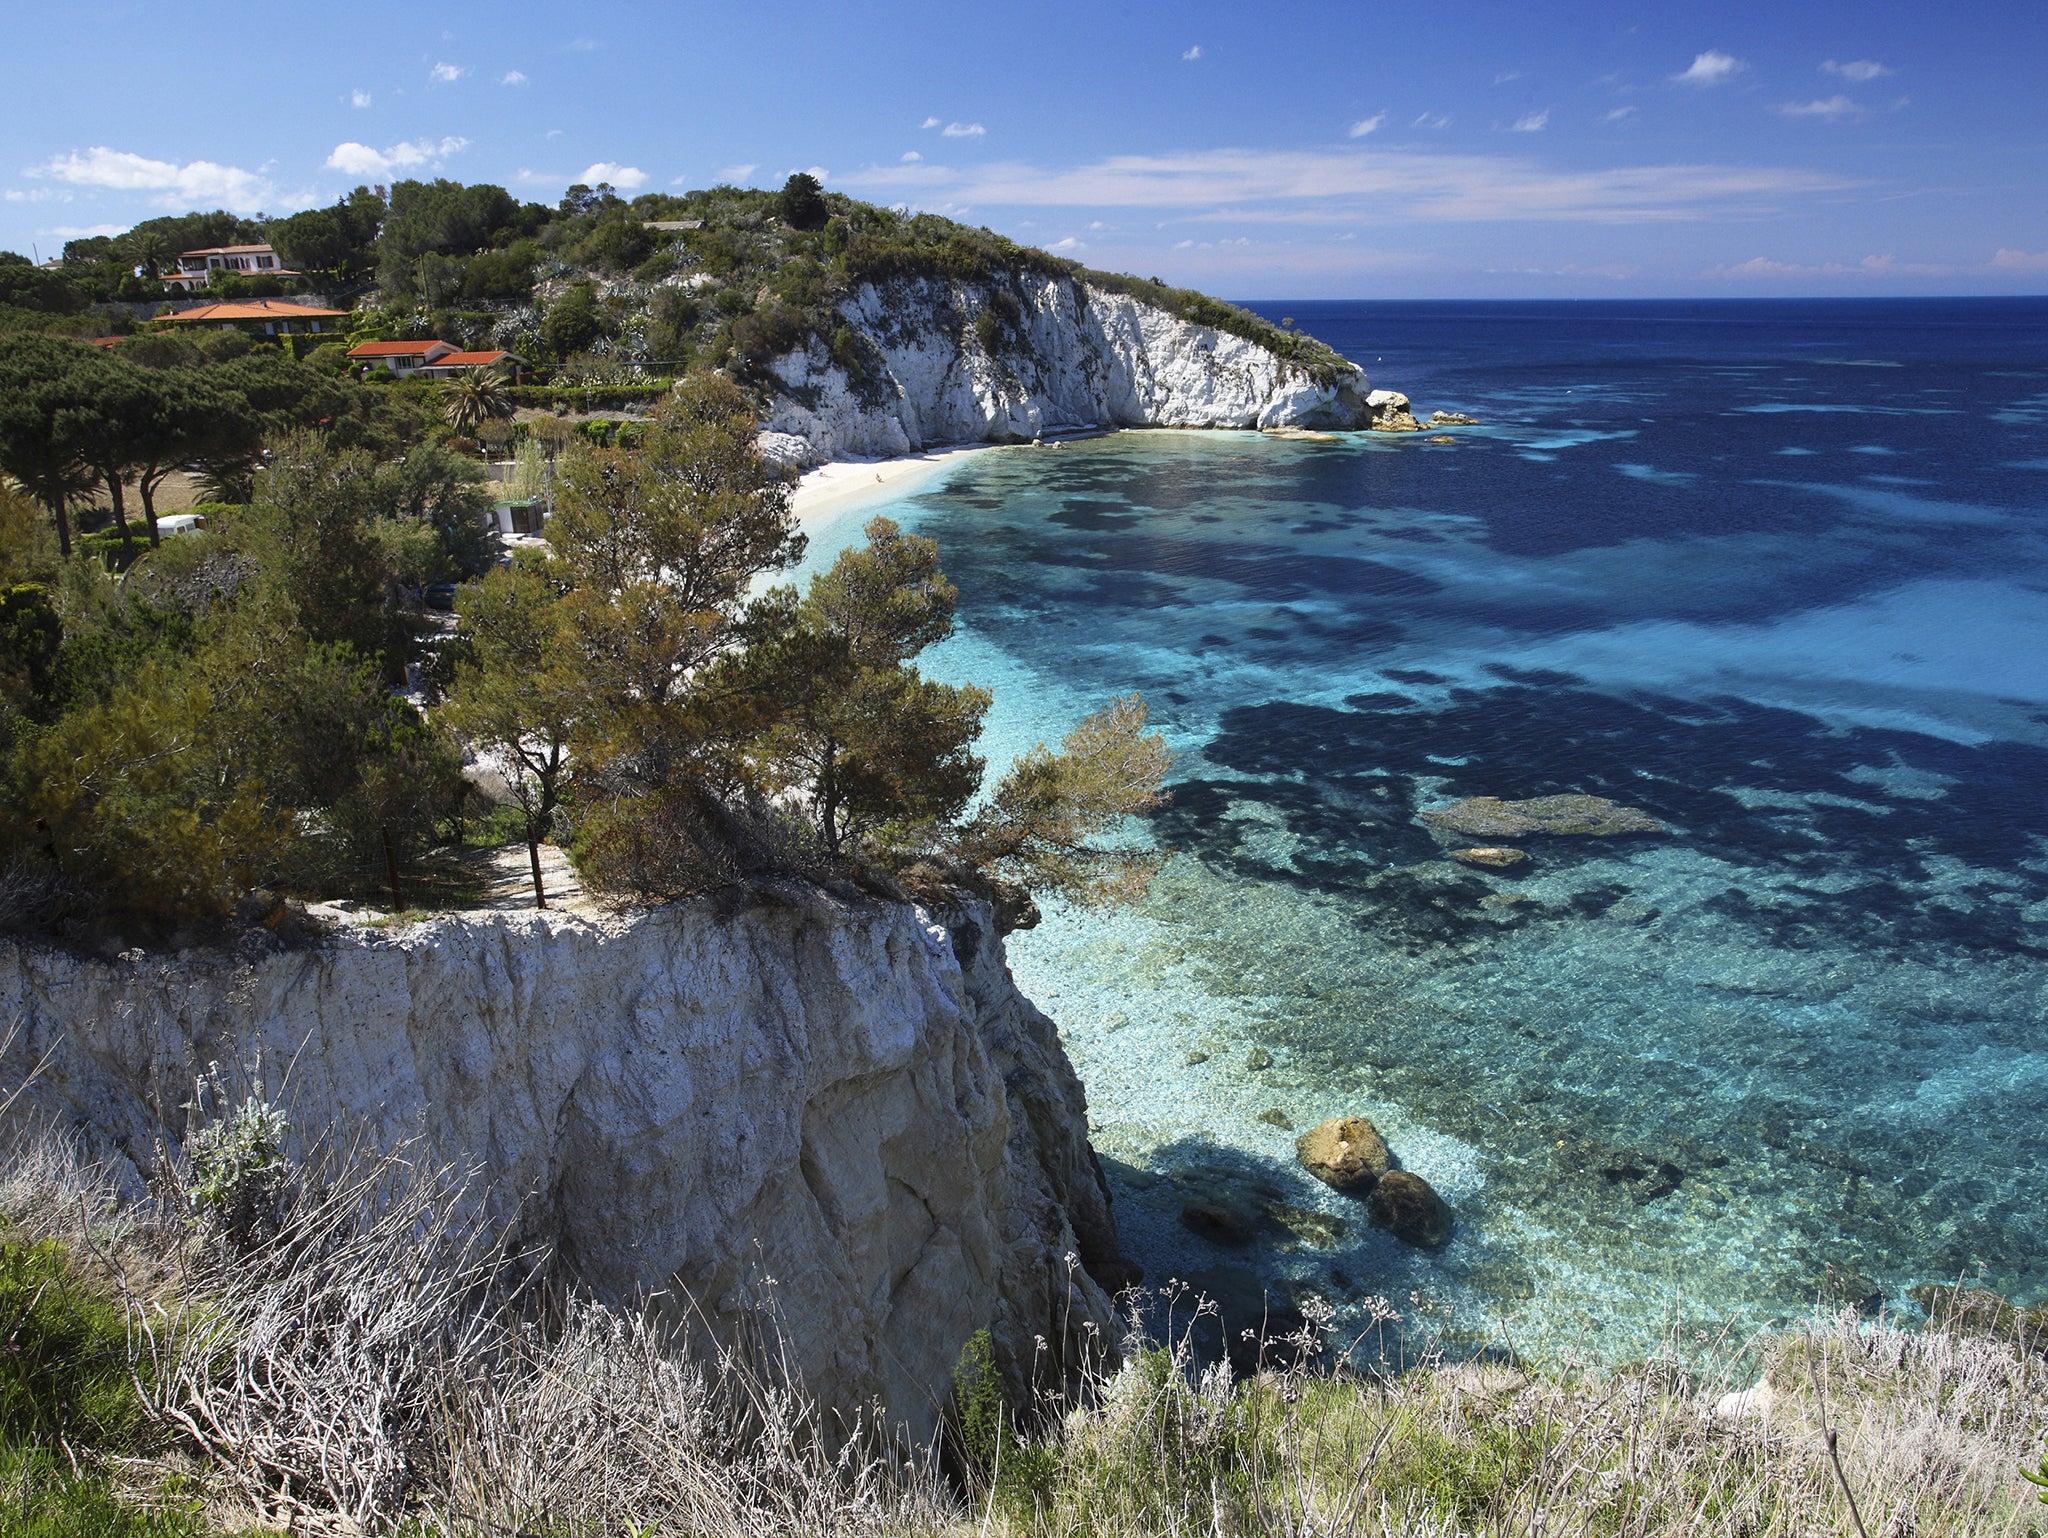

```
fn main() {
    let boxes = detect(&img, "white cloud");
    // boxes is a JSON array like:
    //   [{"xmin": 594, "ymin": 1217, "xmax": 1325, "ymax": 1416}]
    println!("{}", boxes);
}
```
[
  {"xmin": 1777, "ymin": 95, "xmax": 1861, "ymax": 120},
  {"xmin": 578, "ymin": 161, "xmax": 646, "ymax": 189},
  {"xmin": 1348, "ymin": 112, "xmax": 1386, "ymax": 138},
  {"xmin": 1493, "ymin": 70, "xmax": 1527, "ymax": 85},
  {"xmin": 1181, "ymin": 45, "xmax": 1202, "ymax": 61},
  {"xmin": 837, "ymin": 144, "xmax": 1859, "ymax": 225},
  {"xmin": 1991, "ymin": 248, "xmax": 2048, "ymax": 270},
  {"xmin": 429, "ymin": 62, "xmax": 466, "ymax": 83},
  {"xmin": 1823, "ymin": 59, "xmax": 1893, "ymax": 81},
  {"xmin": 942, "ymin": 122, "xmax": 986, "ymax": 138},
  {"xmin": 349, "ymin": 88, "xmax": 372, "ymax": 108},
  {"xmin": 30, "ymin": 146, "xmax": 278, "ymax": 211},
  {"xmin": 900, "ymin": 150, "xmax": 922, "ymax": 162},
  {"xmin": 1604, "ymin": 105, "xmax": 1637, "ymax": 122},
  {"xmin": 1049, "ymin": 236, "xmax": 1081, "ymax": 249},
  {"xmin": 3, "ymin": 187, "xmax": 70, "ymax": 203},
  {"xmin": 563, "ymin": 37, "xmax": 601, "ymax": 51},
  {"xmin": 500, "ymin": 70, "xmax": 528, "ymax": 86},
  {"xmin": 324, "ymin": 136, "xmax": 470, "ymax": 178},
  {"xmin": 1672, "ymin": 50, "xmax": 1746, "ymax": 86},
  {"xmin": 1413, "ymin": 112, "xmax": 1452, "ymax": 129},
  {"xmin": 717, "ymin": 163, "xmax": 757, "ymax": 183},
  {"xmin": 45, "ymin": 223, "xmax": 127, "ymax": 239},
  {"xmin": 1708, "ymin": 252, "xmax": 1959, "ymax": 279},
  {"xmin": 1511, "ymin": 110, "xmax": 1550, "ymax": 132},
  {"xmin": 920, "ymin": 116, "xmax": 940, "ymax": 129}
]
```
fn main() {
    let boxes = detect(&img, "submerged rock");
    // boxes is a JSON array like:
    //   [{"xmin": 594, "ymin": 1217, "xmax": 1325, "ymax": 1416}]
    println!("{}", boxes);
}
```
[
  {"xmin": 1295, "ymin": 1117, "xmax": 1391, "ymax": 1193},
  {"xmin": 1263, "ymin": 1201, "xmax": 1349, "ymax": 1250},
  {"xmin": 1367, "ymin": 1170, "xmax": 1453, "ymax": 1247},
  {"xmin": 1245, "ymin": 1047, "xmax": 1273, "ymax": 1072},
  {"xmin": 1422, "ymin": 794, "xmax": 1664, "ymax": 840},
  {"xmin": 1449, "ymin": 846, "xmax": 1530, "ymax": 869},
  {"xmin": 1180, "ymin": 1200, "xmax": 1256, "ymax": 1247},
  {"xmin": 1258, "ymin": 1107, "xmax": 1295, "ymax": 1131}
]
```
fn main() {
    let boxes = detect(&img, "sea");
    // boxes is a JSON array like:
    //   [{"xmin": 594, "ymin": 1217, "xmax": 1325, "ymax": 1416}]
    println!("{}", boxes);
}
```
[{"xmin": 794, "ymin": 298, "xmax": 2048, "ymax": 1362}]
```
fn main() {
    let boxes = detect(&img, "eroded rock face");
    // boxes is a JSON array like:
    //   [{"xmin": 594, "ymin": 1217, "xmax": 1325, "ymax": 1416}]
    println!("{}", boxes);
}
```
[
  {"xmin": 1428, "ymin": 410, "xmax": 1481, "ymax": 427},
  {"xmin": 1294, "ymin": 1117, "xmax": 1391, "ymax": 1194},
  {"xmin": 0, "ymin": 891, "xmax": 1123, "ymax": 1442},
  {"xmin": 1367, "ymin": 1170, "xmax": 1453, "ymax": 1248},
  {"xmin": 1366, "ymin": 389, "xmax": 1422, "ymax": 432},
  {"xmin": 1421, "ymin": 794, "xmax": 1664, "ymax": 840},
  {"xmin": 756, "ymin": 275, "xmax": 1375, "ymax": 467}
]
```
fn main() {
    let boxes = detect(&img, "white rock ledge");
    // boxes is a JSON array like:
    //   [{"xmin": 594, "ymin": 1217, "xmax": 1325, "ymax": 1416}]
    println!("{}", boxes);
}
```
[
  {"xmin": 756, "ymin": 274, "xmax": 1374, "ymax": 468},
  {"xmin": 0, "ymin": 891, "xmax": 1124, "ymax": 1441}
]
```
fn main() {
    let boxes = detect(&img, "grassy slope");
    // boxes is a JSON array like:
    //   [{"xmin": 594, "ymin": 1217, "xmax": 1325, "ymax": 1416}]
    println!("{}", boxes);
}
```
[{"xmin": 1, "ymin": 1118, "xmax": 2042, "ymax": 1538}]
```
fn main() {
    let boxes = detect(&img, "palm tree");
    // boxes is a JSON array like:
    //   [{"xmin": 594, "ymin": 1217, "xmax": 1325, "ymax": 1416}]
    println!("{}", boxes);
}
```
[
  {"xmin": 442, "ymin": 364, "xmax": 514, "ymax": 439},
  {"xmin": 127, "ymin": 230, "xmax": 171, "ymax": 280}
]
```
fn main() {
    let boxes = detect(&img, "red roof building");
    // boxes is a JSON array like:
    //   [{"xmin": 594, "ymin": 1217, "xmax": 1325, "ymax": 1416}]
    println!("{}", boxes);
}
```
[
  {"xmin": 157, "ymin": 299, "xmax": 347, "ymax": 335},
  {"xmin": 346, "ymin": 341, "xmax": 524, "ymax": 379}
]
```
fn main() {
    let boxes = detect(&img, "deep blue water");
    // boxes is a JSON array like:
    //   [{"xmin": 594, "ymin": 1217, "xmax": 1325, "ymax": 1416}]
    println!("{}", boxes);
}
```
[{"xmin": 815, "ymin": 299, "xmax": 2048, "ymax": 1356}]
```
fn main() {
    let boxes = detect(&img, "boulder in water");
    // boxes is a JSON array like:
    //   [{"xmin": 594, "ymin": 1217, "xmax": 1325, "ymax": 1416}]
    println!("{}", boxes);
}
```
[
  {"xmin": 1367, "ymin": 1170, "xmax": 1453, "ymax": 1247},
  {"xmin": 1295, "ymin": 1117, "xmax": 1391, "ymax": 1193},
  {"xmin": 1429, "ymin": 410, "xmax": 1481, "ymax": 426},
  {"xmin": 1180, "ymin": 1200, "xmax": 1256, "ymax": 1247}
]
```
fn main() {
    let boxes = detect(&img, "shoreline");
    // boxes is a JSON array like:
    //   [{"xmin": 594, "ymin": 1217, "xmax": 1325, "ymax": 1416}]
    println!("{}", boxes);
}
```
[{"xmin": 786, "ymin": 442, "xmax": 998, "ymax": 534}]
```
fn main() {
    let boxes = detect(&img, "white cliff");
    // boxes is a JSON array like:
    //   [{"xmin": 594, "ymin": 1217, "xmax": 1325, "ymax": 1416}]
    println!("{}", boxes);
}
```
[
  {"xmin": 0, "ymin": 890, "xmax": 1126, "ymax": 1440},
  {"xmin": 756, "ymin": 273, "xmax": 1376, "ymax": 468}
]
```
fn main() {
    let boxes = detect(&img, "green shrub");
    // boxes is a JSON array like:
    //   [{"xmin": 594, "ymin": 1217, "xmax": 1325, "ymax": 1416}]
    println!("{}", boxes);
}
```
[{"xmin": 183, "ymin": 1062, "xmax": 291, "ymax": 1250}]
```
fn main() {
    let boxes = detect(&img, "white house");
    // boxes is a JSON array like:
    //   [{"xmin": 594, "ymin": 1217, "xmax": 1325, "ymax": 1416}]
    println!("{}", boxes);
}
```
[{"xmin": 163, "ymin": 243, "xmax": 295, "ymax": 292}]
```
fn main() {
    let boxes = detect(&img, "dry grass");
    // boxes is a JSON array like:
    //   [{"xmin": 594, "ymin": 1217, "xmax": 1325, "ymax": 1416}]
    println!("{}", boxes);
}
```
[{"xmin": 0, "ymin": 1097, "xmax": 2042, "ymax": 1538}]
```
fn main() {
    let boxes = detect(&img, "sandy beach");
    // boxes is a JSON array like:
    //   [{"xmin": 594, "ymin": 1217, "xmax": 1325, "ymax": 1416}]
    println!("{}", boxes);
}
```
[{"xmin": 785, "ymin": 441, "xmax": 998, "ymax": 532}]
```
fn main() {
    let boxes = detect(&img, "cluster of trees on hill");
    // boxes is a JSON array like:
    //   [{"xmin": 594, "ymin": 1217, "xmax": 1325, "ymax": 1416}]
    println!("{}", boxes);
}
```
[
  {"xmin": 0, "ymin": 367, "xmax": 1167, "ymax": 942},
  {"xmin": 4, "ymin": 174, "xmax": 1347, "ymax": 390},
  {"xmin": 0, "ymin": 330, "xmax": 461, "ymax": 563},
  {"xmin": 443, "ymin": 375, "xmax": 1169, "ymax": 915}
]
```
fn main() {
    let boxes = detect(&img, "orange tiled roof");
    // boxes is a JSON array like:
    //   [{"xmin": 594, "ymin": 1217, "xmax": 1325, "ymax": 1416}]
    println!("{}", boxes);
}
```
[
  {"xmin": 179, "ymin": 244, "xmax": 278, "ymax": 258},
  {"xmin": 348, "ymin": 339, "xmax": 454, "ymax": 357},
  {"xmin": 434, "ymin": 349, "xmax": 515, "ymax": 366},
  {"xmin": 161, "ymin": 300, "xmax": 348, "ymax": 323}
]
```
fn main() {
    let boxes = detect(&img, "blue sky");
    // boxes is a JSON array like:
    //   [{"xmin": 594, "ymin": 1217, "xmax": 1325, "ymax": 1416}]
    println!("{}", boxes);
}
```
[{"xmin": 7, "ymin": 0, "xmax": 2045, "ymax": 298}]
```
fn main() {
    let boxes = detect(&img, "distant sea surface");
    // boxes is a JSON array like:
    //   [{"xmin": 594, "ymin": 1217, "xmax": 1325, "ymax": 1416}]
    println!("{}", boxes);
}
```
[{"xmin": 801, "ymin": 298, "xmax": 2048, "ymax": 1355}]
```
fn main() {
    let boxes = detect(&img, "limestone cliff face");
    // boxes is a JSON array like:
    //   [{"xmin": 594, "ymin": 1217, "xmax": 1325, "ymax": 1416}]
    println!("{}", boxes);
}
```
[
  {"xmin": 0, "ymin": 891, "xmax": 1124, "ymax": 1440},
  {"xmin": 756, "ymin": 274, "xmax": 1373, "ymax": 467}
]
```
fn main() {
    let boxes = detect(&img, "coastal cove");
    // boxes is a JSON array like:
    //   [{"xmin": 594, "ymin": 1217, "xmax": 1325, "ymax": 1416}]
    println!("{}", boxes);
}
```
[{"xmin": 790, "ymin": 297, "xmax": 2048, "ymax": 1362}]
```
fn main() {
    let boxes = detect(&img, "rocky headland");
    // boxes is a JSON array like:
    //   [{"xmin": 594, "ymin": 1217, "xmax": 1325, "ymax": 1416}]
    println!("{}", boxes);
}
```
[{"xmin": 752, "ymin": 273, "xmax": 1408, "ymax": 469}]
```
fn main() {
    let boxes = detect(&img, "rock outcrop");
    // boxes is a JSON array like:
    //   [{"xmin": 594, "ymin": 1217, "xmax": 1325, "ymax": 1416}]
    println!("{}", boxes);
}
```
[
  {"xmin": 756, "ymin": 274, "xmax": 1375, "ymax": 467},
  {"xmin": 1365, "ymin": 389, "xmax": 1422, "ymax": 432},
  {"xmin": 0, "ymin": 890, "xmax": 1126, "ymax": 1442}
]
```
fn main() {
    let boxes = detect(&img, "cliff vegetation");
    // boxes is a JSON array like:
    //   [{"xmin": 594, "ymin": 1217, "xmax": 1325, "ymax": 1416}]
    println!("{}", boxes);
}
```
[{"xmin": 3, "ymin": 1102, "xmax": 2043, "ymax": 1538}]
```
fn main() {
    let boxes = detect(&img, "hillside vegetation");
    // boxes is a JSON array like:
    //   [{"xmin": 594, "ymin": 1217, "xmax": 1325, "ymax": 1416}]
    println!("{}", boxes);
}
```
[{"xmin": 3, "ymin": 176, "xmax": 1351, "ymax": 389}]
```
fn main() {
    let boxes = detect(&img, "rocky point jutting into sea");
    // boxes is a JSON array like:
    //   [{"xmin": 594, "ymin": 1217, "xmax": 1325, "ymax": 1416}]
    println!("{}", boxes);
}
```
[{"xmin": 750, "ymin": 270, "xmax": 1415, "ymax": 468}]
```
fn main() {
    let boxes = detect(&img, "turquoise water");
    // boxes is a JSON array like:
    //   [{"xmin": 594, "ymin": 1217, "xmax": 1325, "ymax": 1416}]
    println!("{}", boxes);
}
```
[{"xmin": 800, "ymin": 300, "xmax": 2048, "ymax": 1359}]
